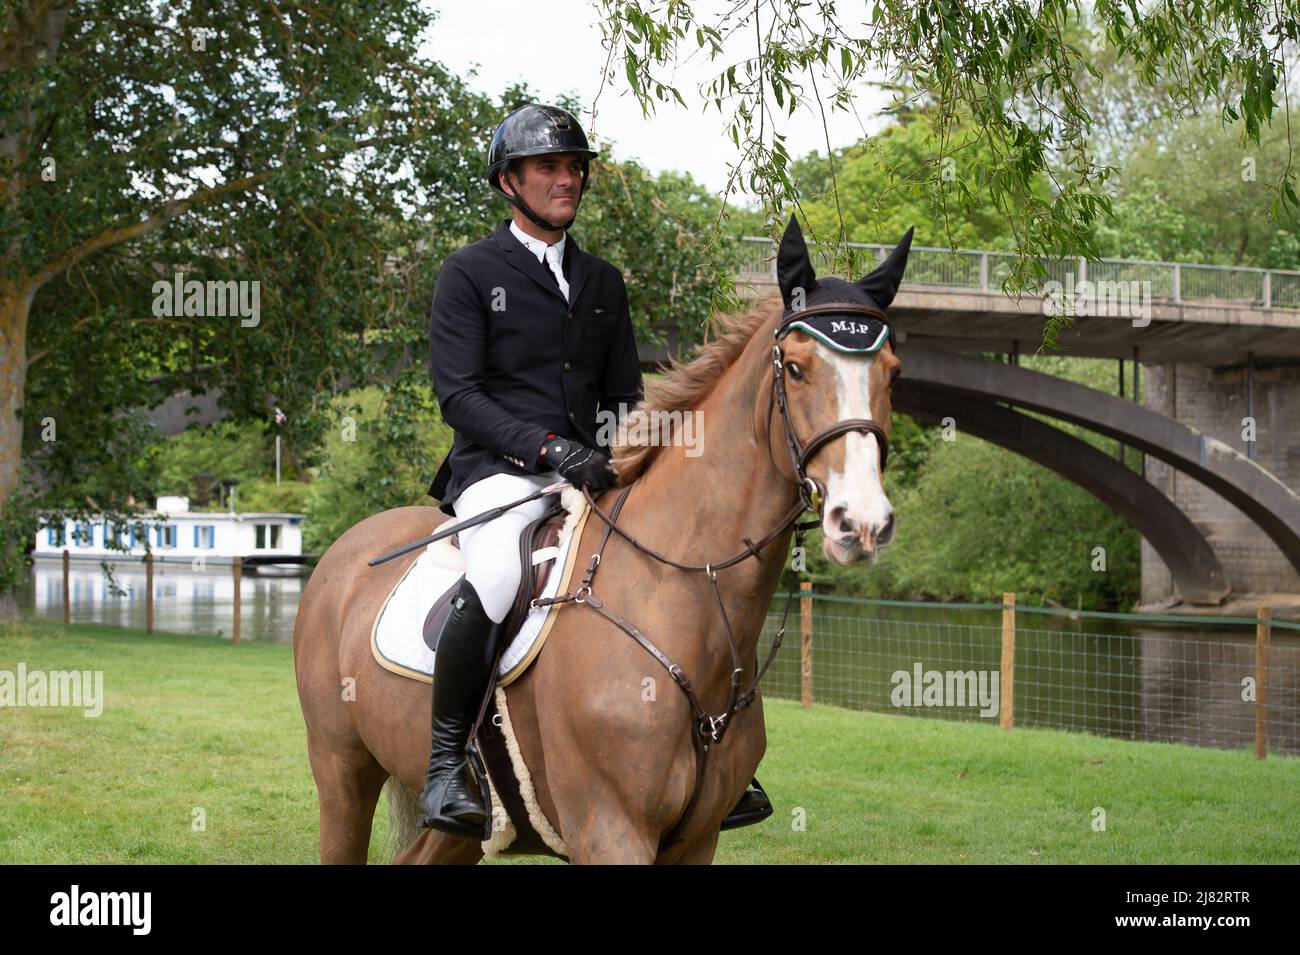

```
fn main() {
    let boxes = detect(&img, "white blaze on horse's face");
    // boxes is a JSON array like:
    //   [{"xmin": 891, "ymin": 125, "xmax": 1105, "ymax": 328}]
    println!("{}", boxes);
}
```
[{"xmin": 820, "ymin": 348, "xmax": 898, "ymax": 565}]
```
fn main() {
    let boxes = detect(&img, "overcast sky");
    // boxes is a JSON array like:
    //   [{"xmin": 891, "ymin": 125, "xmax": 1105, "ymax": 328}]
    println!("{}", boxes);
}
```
[{"xmin": 421, "ymin": 0, "xmax": 892, "ymax": 199}]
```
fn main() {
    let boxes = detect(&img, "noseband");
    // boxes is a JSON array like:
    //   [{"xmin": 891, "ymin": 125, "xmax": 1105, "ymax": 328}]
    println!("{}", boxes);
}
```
[{"xmin": 770, "ymin": 302, "xmax": 893, "ymax": 513}]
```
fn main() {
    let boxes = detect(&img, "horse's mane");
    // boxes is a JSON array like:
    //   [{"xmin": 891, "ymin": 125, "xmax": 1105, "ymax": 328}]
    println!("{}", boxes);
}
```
[{"xmin": 612, "ymin": 291, "xmax": 784, "ymax": 485}]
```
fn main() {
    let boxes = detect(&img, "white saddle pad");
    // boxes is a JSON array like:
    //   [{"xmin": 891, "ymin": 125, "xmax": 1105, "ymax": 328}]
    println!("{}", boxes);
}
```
[{"xmin": 371, "ymin": 488, "xmax": 591, "ymax": 686}]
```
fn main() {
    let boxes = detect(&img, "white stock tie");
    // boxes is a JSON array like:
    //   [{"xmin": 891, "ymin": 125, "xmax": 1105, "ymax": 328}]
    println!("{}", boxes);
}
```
[{"xmin": 544, "ymin": 244, "xmax": 569, "ymax": 302}]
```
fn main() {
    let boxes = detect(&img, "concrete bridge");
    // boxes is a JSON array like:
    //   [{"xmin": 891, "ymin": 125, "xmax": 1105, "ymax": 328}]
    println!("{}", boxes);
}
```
[{"xmin": 734, "ymin": 238, "xmax": 1300, "ymax": 613}]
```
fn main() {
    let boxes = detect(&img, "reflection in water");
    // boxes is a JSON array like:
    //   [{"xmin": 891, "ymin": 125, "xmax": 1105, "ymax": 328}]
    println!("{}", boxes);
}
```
[
  {"xmin": 1138, "ymin": 631, "xmax": 1298, "ymax": 754},
  {"xmin": 19, "ymin": 560, "xmax": 304, "ymax": 644}
]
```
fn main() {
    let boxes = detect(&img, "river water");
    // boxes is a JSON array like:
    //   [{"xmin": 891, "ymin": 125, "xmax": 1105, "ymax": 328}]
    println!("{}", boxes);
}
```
[
  {"xmin": 17, "ymin": 561, "xmax": 1298, "ymax": 755},
  {"xmin": 19, "ymin": 559, "xmax": 303, "ymax": 644}
]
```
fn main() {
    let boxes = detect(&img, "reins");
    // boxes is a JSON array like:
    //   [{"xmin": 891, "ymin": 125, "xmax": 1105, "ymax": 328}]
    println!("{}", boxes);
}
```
[{"xmin": 531, "ymin": 303, "xmax": 894, "ymax": 851}]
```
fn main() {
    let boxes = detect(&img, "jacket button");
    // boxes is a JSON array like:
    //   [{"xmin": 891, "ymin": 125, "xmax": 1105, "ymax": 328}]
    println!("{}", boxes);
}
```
[
  {"xmin": 569, "ymin": 411, "xmax": 576, "ymax": 420},
  {"xmin": 568, "ymin": 310, "xmax": 575, "ymax": 320},
  {"xmin": 563, "ymin": 361, "xmax": 572, "ymax": 371}
]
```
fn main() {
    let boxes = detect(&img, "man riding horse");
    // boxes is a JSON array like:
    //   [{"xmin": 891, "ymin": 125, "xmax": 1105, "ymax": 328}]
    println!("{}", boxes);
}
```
[{"xmin": 418, "ymin": 103, "xmax": 772, "ymax": 838}]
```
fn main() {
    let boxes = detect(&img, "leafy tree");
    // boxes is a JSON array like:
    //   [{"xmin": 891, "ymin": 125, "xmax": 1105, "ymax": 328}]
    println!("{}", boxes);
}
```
[
  {"xmin": 148, "ymin": 420, "xmax": 273, "ymax": 500},
  {"xmin": 0, "ymin": 1, "xmax": 503, "ymax": 602},
  {"xmin": 596, "ymin": 0, "xmax": 1298, "ymax": 294},
  {"xmin": 302, "ymin": 386, "xmax": 448, "ymax": 554},
  {"xmin": 1096, "ymin": 111, "xmax": 1300, "ymax": 264},
  {"xmin": 1265, "ymin": 226, "xmax": 1300, "ymax": 270},
  {"xmin": 230, "ymin": 477, "xmax": 309, "ymax": 515},
  {"xmin": 796, "ymin": 105, "xmax": 1052, "ymax": 253},
  {"xmin": 1090, "ymin": 178, "xmax": 1203, "ymax": 262}
]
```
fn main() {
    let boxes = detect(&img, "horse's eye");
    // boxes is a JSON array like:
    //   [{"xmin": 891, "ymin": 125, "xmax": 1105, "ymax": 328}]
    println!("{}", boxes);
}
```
[{"xmin": 785, "ymin": 361, "xmax": 803, "ymax": 380}]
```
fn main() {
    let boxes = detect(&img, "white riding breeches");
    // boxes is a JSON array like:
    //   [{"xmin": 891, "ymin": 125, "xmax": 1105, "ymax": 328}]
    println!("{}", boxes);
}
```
[{"xmin": 451, "ymin": 470, "xmax": 564, "ymax": 624}]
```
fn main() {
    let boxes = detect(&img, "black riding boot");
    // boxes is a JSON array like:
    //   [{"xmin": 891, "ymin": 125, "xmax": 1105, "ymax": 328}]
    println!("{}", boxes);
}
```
[
  {"xmin": 720, "ymin": 776, "xmax": 773, "ymax": 831},
  {"xmin": 416, "ymin": 578, "xmax": 501, "ymax": 839}
]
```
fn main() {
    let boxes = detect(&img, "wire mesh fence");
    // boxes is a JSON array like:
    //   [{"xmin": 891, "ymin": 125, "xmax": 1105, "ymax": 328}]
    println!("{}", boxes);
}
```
[{"xmin": 759, "ymin": 592, "xmax": 1300, "ymax": 757}]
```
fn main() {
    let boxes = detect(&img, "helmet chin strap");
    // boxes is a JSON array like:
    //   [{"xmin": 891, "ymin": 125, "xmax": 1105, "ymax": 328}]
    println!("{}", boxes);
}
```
[{"xmin": 504, "ymin": 167, "xmax": 582, "ymax": 232}]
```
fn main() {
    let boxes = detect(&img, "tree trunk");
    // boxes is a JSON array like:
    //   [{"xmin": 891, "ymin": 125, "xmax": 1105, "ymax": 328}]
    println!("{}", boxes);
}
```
[
  {"xmin": 0, "ymin": 280, "xmax": 30, "ymax": 620},
  {"xmin": 286, "ymin": 440, "xmax": 310, "ymax": 483},
  {"xmin": 0, "ymin": 280, "xmax": 29, "ymax": 510}
]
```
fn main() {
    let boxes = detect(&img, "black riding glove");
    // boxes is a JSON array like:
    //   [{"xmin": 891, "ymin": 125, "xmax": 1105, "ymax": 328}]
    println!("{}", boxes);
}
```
[{"xmin": 539, "ymin": 436, "xmax": 615, "ymax": 492}]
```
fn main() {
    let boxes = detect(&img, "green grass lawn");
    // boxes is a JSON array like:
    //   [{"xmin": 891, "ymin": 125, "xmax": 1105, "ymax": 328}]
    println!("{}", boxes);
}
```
[{"xmin": 1, "ymin": 620, "xmax": 1296, "ymax": 864}]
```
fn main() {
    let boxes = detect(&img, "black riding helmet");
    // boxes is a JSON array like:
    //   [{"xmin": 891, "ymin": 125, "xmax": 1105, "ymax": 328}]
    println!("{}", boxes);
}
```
[{"xmin": 487, "ymin": 104, "xmax": 599, "ymax": 232}]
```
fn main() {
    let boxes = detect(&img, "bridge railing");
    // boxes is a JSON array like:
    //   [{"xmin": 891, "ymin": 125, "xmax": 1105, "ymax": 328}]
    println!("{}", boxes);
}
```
[{"xmin": 737, "ymin": 237, "xmax": 1300, "ymax": 309}]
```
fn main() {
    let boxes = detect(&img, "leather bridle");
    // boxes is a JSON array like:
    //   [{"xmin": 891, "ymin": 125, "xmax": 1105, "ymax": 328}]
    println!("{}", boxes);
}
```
[
  {"xmin": 770, "ymin": 302, "xmax": 892, "ymax": 512},
  {"xmin": 531, "ymin": 302, "xmax": 895, "ymax": 852}
]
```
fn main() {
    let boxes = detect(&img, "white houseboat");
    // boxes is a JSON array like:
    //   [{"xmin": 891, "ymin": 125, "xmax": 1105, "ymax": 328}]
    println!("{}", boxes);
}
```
[{"xmin": 34, "ymin": 495, "xmax": 307, "ymax": 571}]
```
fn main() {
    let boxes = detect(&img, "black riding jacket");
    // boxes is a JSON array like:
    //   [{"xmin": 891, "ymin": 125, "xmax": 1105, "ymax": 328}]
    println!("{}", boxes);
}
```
[{"xmin": 427, "ymin": 218, "xmax": 644, "ymax": 515}]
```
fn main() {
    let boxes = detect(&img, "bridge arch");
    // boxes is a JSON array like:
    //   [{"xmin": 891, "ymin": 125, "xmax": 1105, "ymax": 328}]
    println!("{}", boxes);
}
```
[
  {"xmin": 897, "ymin": 380, "xmax": 1229, "ymax": 604},
  {"xmin": 897, "ymin": 347, "xmax": 1300, "ymax": 578}
]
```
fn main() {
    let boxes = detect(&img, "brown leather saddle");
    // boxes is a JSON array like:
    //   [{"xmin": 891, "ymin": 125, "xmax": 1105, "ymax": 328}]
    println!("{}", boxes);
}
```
[{"xmin": 422, "ymin": 500, "xmax": 570, "ymax": 654}]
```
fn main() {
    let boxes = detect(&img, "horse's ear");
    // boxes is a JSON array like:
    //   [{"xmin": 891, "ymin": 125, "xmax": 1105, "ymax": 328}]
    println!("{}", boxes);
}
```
[
  {"xmin": 857, "ymin": 226, "xmax": 914, "ymax": 310},
  {"xmin": 777, "ymin": 214, "xmax": 817, "ymax": 310}
]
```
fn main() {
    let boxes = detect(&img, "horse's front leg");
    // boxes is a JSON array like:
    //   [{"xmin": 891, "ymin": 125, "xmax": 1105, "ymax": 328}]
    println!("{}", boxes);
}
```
[
  {"xmin": 658, "ymin": 828, "xmax": 720, "ymax": 865},
  {"xmin": 563, "ymin": 810, "xmax": 721, "ymax": 864},
  {"xmin": 550, "ymin": 772, "xmax": 671, "ymax": 864},
  {"xmin": 563, "ymin": 812, "xmax": 660, "ymax": 864},
  {"xmin": 393, "ymin": 829, "xmax": 484, "ymax": 865},
  {"xmin": 553, "ymin": 764, "xmax": 695, "ymax": 864}
]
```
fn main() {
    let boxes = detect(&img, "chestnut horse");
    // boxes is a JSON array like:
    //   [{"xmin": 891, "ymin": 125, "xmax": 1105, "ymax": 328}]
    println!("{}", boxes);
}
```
[{"xmin": 293, "ymin": 224, "xmax": 908, "ymax": 864}]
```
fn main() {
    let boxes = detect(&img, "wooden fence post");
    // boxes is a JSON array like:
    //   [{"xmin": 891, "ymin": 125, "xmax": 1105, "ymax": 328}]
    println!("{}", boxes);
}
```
[
  {"xmin": 232, "ymin": 557, "xmax": 242, "ymax": 646},
  {"xmin": 62, "ymin": 549, "xmax": 70, "ymax": 625},
  {"xmin": 1000, "ymin": 592, "xmax": 1016, "ymax": 730},
  {"xmin": 1255, "ymin": 606, "xmax": 1271, "ymax": 760},
  {"xmin": 800, "ymin": 581, "xmax": 813, "ymax": 709},
  {"xmin": 145, "ymin": 551, "xmax": 154, "ymax": 635}
]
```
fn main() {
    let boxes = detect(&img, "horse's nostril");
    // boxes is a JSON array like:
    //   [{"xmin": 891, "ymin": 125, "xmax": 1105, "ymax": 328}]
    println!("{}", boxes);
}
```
[
  {"xmin": 878, "ymin": 512, "xmax": 896, "ymax": 543},
  {"xmin": 827, "ymin": 505, "xmax": 854, "ymax": 534}
]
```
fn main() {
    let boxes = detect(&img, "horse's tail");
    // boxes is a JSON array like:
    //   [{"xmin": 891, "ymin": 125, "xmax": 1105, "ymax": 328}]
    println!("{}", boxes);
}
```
[{"xmin": 382, "ymin": 778, "xmax": 422, "ymax": 861}]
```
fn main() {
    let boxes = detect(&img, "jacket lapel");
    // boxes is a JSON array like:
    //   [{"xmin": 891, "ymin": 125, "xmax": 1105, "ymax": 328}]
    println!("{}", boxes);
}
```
[
  {"xmin": 562, "ymin": 232, "xmax": 590, "ymax": 305},
  {"xmin": 493, "ymin": 218, "xmax": 569, "ymax": 305},
  {"xmin": 492, "ymin": 218, "xmax": 592, "ymax": 305}
]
